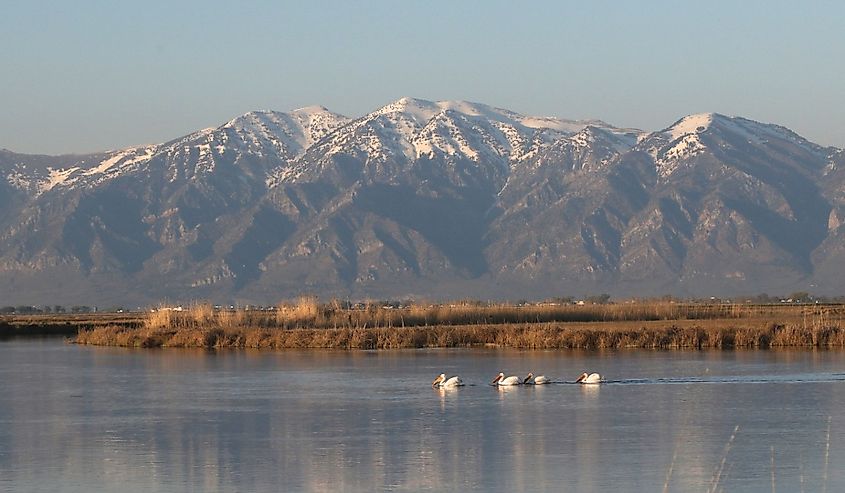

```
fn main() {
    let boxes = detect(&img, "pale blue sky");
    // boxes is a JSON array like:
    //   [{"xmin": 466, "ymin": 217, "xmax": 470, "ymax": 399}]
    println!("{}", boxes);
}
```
[{"xmin": 1, "ymin": 1, "xmax": 843, "ymax": 154}]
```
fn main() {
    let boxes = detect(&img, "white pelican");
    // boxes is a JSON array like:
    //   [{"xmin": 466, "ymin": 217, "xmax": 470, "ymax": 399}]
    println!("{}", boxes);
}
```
[
  {"xmin": 523, "ymin": 372, "xmax": 550, "ymax": 385},
  {"xmin": 491, "ymin": 372, "xmax": 522, "ymax": 386},
  {"xmin": 432, "ymin": 373, "xmax": 463, "ymax": 388},
  {"xmin": 575, "ymin": 372, "xmax": 603, "ymax": 384}
]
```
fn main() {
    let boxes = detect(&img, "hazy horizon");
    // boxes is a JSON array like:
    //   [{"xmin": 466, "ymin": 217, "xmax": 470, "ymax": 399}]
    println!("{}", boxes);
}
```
[{"xmin": 2, "ymin": 1, "xmax": 843, "ymax": 154}]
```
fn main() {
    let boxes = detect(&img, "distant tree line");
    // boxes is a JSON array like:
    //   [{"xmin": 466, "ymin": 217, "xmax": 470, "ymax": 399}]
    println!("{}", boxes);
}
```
[
  {"xmin": 299, "ymin": 293, "xmax": 845, "ymax": 309},
  {"xmin": 623, "ymin": 292, "xmax": 845, "ymax": 304},
  {"xmin": 2, "ymin": 292, "xmax": 845, "ymax": 317},
  {"xmin": 0, "ymin": 305, "xmax": 97, "ymax": 314}
]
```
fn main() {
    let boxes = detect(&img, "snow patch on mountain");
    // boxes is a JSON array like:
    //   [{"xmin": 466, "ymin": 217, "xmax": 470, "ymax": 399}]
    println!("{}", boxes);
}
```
[
  {"xmin": 656, "ymin": 134, "xmax": 708, "ymax": 177},
  {"xmin": 373, "ymin": 97, "xmax": 588, "ymax": 135},
  {"xmin": 665, "ymin": 113, "xmax": 816, "ymax": 149},
  {"xmin": 826, "ymin": 149, "xmax": 845, "ymax": 174},
  {"xmin": 413, "ymin": 114, "xmax": 480, "ymax": 160},
  {"xmin": 88, "ymin": 151, "xmax": 131, "ymax": 175},
  {"xmin": 573, "ymin": 126, "xmax": 640, "ymax": 154},
  {"xmin": 291, "ymin": 105, "xmax": 351, "ymax": 148},
  {"xmin": 316, "ymin": 97, "xmax": 613, "ymax": 169},
  {"xmin": 519, "ymin": 125, "xmax": 641, "ymax": 175},
  {"xmin": 666, "ymin": 113, "xmax": 714, "ymax": 140},
  {"xmin": 221, "ymin": 108, "xmax": 350, "ymax": 159},
  {"xmin": 372, "ymin": 97, "xmax": 443, "ymax": 126},
  {"xmin": 40, "ymin": 167, "xmax": 80, "ymax": 193},
  {"xmin": 5, "ymin": 168, "xmax": 35, "ymax": 192},
  {"xmin": 84, "ymin": 146, "xmax": 157, "ymax": 176}
]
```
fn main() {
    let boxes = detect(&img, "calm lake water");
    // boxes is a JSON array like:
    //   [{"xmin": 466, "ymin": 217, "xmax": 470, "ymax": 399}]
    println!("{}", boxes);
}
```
[{"xmin": 2, "ymin": 339, "xmax": 845, "ymax": 492}]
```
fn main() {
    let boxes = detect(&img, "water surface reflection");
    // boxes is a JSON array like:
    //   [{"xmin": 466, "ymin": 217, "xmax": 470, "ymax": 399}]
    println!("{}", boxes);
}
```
[{"xmin": 1, "ymin": 341, "xmax": 845, "ymax": 491}]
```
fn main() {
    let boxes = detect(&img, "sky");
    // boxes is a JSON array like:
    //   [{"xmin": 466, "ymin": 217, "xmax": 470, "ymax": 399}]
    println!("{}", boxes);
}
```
[{"xmin": 1, "ymin": 0, "xmax": 843, "ymax": 154}]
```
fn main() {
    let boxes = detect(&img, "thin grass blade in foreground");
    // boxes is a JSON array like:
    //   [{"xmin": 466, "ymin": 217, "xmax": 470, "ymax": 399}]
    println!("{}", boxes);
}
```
[
  {"xmin": 708, "ymin": 425, "xmax": 740, "ymax": 493},
  {"xmin": 823, "ymin": 415, "xmax": 831, "ymax": 493}
]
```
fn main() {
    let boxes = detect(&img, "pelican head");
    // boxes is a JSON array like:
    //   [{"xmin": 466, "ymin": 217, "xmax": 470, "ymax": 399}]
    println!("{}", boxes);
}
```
[
  {"xmin": 491, "ymin": 372, "xmax": 505, "ymax": 385},
  {"xmin": 523, "ymin": 372, "xmax": 535, "ymax": 384},
  {"xmin": 432, "ymin": 373, "xmax": 446, "ymax": 388},
  {"xmin": 575, "ymin": 372, "xmax": 588, "ymax": 383}
]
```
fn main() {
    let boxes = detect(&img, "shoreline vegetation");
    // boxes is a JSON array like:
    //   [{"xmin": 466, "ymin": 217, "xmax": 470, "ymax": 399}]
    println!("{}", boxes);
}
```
[
  {"xmin": 0, "ymin": 312, "xmax": 142, "ymax": 338},
  {"xmin": 65, "ymin": 298, "xmax": 845, "ymax": 350}
]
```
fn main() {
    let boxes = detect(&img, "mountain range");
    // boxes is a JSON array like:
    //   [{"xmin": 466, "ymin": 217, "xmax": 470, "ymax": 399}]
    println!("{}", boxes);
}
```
[{"xmin": 1, "ymin": 97, "xmax": 843, "ymax": 305}]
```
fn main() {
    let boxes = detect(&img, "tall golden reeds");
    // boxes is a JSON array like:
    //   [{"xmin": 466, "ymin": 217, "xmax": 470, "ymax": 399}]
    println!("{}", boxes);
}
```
[
  {"xmin": 276, "ymin": 296, "xmax": 320, "ymax": 327},
  {"xmin": 74, "ymin": 319, "xmax": 845, "ymax": 350},
  {"xmin": 128, "ymin": 300, "xmax": 845, "ymax": 333},
  {"xmin": 68, "ymin": 300, "xmax": 845, "ymax": 349}
]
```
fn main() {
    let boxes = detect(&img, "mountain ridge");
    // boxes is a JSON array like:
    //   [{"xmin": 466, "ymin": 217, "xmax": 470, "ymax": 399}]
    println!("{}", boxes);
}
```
[{"xmin": 0, "ymin": 98, "xmax": 842, "ymax": 305}]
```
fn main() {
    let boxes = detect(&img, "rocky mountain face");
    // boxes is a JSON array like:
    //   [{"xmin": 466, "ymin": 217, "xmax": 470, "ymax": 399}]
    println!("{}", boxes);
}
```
[{"xmin": 1, "ymin": 98, "xmax": 842, "ymax": 305}]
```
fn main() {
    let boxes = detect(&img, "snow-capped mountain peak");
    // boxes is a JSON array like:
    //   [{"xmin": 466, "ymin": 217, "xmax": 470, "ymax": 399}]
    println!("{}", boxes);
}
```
[
  {"xmin": 647, "ymin": 112, "xmax": 832, "ymax": 179},
  {"xmin": 663, "ymin": 113, "xmax": 717, "ymax": 140},
  {"xmin": 371, "ymin": 97, "xmax": 445, "ymax": 124},
  {"xmin": 370, "ymin": 97, "xmax": 593, "ymax": 134},
  {"xmin": 662, "ymin": 112, "xmax": 815, "ymax": 147},
  {"xmin": 220, "ymin": 107, "xmax": 350, "ymax": 157},
  {"xmin": 309, "ymin": 97, "xmax": 628, "ymax": 168},
  {"xmin": 291, "ymin": 104, "xmax": 331, "ymax": 115}
]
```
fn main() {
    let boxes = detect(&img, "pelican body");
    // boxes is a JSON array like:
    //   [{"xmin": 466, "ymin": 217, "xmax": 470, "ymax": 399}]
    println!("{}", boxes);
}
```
[
  {"xmin": 432, "ymin": 373, "xmax": 463, "ymax": 388},
  {"xmin": 492, "ymin": 372, "xmax": 522, "ymax": 386},
  {"xmin": 575, "ymin": 372, "xmax": 602, "ymax": 384},
  {"xmin": 524, "ymin": 372, "xmax": 550, "ymax": 385}
]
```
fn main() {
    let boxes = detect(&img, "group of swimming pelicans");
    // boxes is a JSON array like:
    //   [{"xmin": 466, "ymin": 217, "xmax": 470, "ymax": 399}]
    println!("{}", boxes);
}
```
[{"xmin": 431, "ymin": 371, "xmax": 603, "ymax": 388}]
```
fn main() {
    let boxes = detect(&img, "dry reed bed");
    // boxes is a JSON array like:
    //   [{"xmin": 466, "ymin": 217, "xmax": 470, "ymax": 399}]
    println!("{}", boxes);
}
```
[
  {"xmin": 70, "ymin": 301, "xmax": 845, "ymax": 349},
  {"xmin": 74, "ymin": 321, "xmax": 845, "ymax": 350},
  {"xmin": 138, "ymin": 299, "xmax": 845, "ymax": 330}
]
